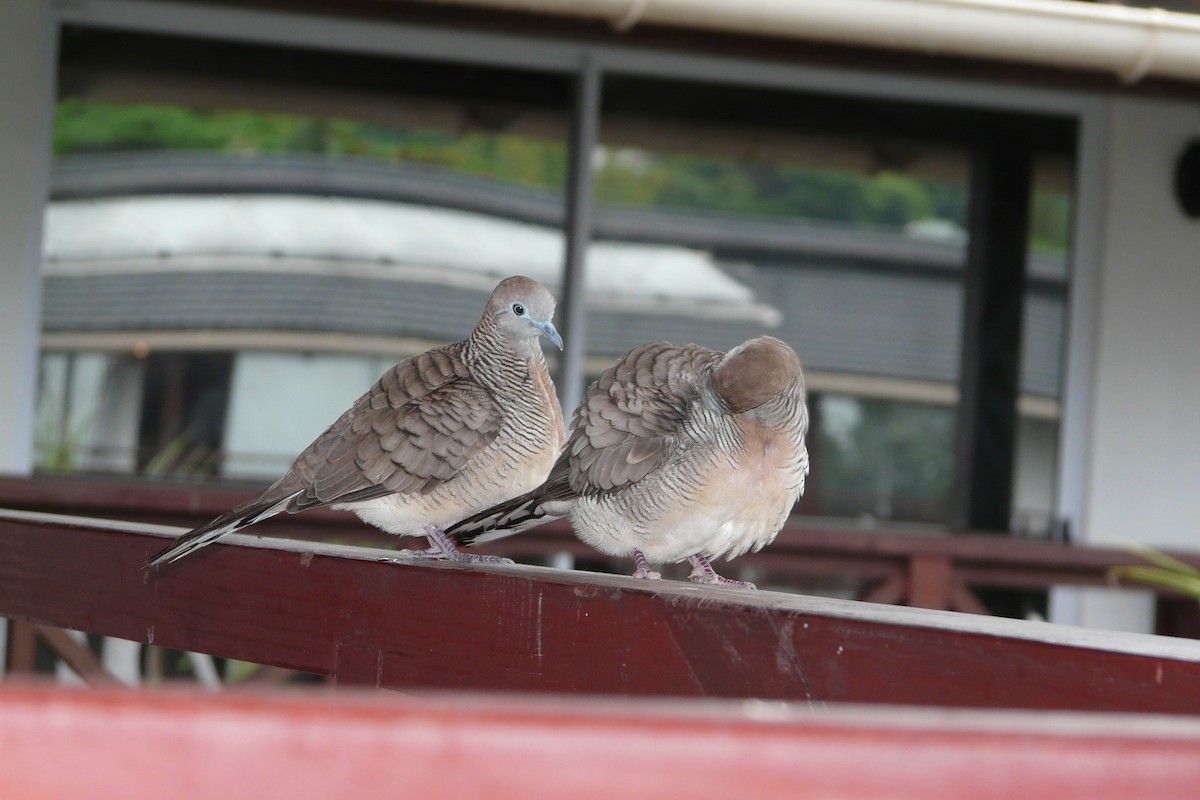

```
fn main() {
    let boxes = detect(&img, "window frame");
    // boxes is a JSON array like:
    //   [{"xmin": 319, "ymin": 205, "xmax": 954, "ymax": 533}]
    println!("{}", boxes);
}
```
[{"xmin": 49, "ymin": 0, "xmax": 1107, "ymax": 539}]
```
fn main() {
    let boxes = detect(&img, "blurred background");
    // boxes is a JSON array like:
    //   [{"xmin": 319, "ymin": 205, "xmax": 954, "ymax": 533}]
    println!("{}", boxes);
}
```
[
  {"xmin": 33, "ymin": 25, "xmax": 1072, "ymax": 534},
  {"xmin": 4, "ymin": 1, "xmax": 1200, "ymax": 675}
]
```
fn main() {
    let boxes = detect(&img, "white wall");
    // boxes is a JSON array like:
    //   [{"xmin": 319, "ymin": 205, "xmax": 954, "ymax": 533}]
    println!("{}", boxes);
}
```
[
  {"xmin": 1087, "ymin": 97, "xmax": 1200, "ymax": 549},
  {"xmin": 1070, "ymin": 96, "xmax": 1200, "ymax": 632},
  {"xmin": 0, "ymin": 0, "xmax": 55, "ymax": 474}
]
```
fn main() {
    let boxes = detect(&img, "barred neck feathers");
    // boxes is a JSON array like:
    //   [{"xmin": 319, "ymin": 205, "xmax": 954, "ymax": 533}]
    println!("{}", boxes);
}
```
[
  {"xmin": 462, "ymin": 274, "xmax": 561, "ymax": 391},
  {"xmin": 464, "ymin": 314, "xmax": 547, "ymax": 389},
  {"xmin": 750, "ymin": 384, "xmax": 808, "ymax": 437},
  {"xmin": 462, "ymin": 285, "xmax": 565, "ymax": 445}
]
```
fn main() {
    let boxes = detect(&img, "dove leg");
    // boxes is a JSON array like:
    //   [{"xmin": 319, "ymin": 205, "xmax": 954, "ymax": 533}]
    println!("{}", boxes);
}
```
[
  {"xmin": 406, "ymin": 525, "xmax": 513, "ymax": 565},
  {"xmin": 687, "ymin": 554, "xmax": 756, "ymax": 589},
  {"xmin": 630, "ymin": 549, "xmax": 662, "ymax": 580}
]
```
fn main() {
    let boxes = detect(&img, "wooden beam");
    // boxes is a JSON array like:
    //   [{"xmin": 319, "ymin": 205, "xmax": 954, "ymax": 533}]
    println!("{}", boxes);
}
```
[
  {"xmin": 5, "ymin": 685, "xmax": 1200, "ymax": 800},
  {"xmin": 907, "ymin": 554, "xmax": 953, "ymax": 610},
  {"xmin": 2, "ymin": 475, "xmax": 1189, "ymax": 595},
  {"xmin": 859, "ymin": 573, "xmax": 907, "ymax": 605},
  {"xmin": 32, "ymin": 625, "xmax": 123, "ymax": 688},
  {"xmin": 950, "ymin": 578, "xmax": 993, "ymax": 616},
  {"xmin": 4, "ymin": 620, "xmax": 37, "ymax": 675},
  {"xmin": 4, "ymin": 508, "xmax": 1200, "ymax": 713}
]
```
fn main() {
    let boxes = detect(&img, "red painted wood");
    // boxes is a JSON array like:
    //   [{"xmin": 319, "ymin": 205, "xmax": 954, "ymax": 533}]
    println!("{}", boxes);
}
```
[
  {"xmin": 31, "ymin": 625, "xmax": 123, "ymax": 688},
  {"xmin": 4, "ymin": 620, "xmax": 36, "ymax": 674},
  {"xmin": 859, "ymin": 573, "xmax": 906, "ymax": 605},
  {"xmin": 4, "ymin": 684, "xmax": 1200, "ymax": 800},
  {"xmin": 0, "ymin": 473, "xmax": 377, "ymax": 543},
  {"xmin": 951, "ymin": 579, "xmax": 992, "ymax": 615},
  {"xmin": 908, "ymin": 554, "xmax": 953, "ymax": 609},
  {"xmin": 0, "ymin": 473, "xmax": 1182, "ymax": 600},
  {"xmin": 4, "ymin": 510, "xmax": 1200, "ymax": 712}
]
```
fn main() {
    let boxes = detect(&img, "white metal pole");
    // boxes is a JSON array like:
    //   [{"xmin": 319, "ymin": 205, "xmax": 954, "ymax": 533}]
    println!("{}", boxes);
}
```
[{"xmin": 0, "ymin": 0, "xmax": 57, "ymax": 679}]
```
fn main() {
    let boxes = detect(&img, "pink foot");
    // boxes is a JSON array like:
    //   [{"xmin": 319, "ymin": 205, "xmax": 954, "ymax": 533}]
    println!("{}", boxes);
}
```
[
  {"xmin": 630, "ymin": 549, "xmax": 662, "ymax": 580},
  {"xmin": 402, "ymin": 526, "xmax": 513, "ymax": 565},
  {"xmin": 687, "ymin": 554, "xmax": 755, "ymax": 589}
]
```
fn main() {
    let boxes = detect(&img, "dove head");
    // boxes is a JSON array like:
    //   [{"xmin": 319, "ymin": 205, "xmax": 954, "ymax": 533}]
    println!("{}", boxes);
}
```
[
  {"xmin": 485, "ymin": 275, "xmax": 563, "ymax": 351},
  {"xmin": 713, "ymin": 336, "xmax": 803, "ymax": 414}
]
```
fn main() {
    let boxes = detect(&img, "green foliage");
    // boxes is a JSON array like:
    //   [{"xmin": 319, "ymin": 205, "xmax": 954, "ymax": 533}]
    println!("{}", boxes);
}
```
[
  {"xmin": 593, "ymin": 150, "xmax": 957, "ymax": 229},
  {"xmin": 33, "ymin": 409, "xmax": 91, "ymax": 475},
  {"xmin": 1030, "ymin": 190, "xmax": 1072, "ymax": 254},
  {"xmin": 865, "ymin": 172, "xmax": 936, "ymax": 226},
  {"xmin": 54, "ymin": 100, "xmax": 320, "ymax": 155},
  {"xmin": 1110, "ymin": 547, "xmax": 1200, "ymax": 602},
  {"xmin": 925, "ymin": 182, "xmax": 969, "ymax": 226},
  {"xmin": 53, "ymin": 100, "xmax": 568, "ymax": 190},
  {"xmin": 52, "ymin": 99, "xmax": 1071, "ymax": 247}
]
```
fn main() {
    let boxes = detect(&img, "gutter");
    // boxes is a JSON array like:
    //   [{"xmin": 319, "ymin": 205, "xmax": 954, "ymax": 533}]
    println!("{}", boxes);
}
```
[{"xmin": 416, "ymin": 0, "xmax": 1200, "ymax": 85}]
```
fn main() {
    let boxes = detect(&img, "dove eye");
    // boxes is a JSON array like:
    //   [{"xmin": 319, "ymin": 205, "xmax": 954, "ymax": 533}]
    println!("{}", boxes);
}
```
[{"xmin": 511, "ymin": 302, "xmax": 526, "ymax": 316}]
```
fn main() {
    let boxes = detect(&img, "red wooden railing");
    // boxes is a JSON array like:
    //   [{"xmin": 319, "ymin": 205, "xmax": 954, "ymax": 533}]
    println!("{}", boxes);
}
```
[
  {"xmin": 4, "ymin": 507, "xmax": 1200, "ymax": 712},
  {"xmin": 5, "ymin": 683, "xmax": 1200, "ymax": 800},
  {"xmin": 0, "ymin": 474, "xmax": 1191, "ymax": 615},
  {"xmin": 7, "ymin": 476, "xmax": 1200, "ymax": 798}
]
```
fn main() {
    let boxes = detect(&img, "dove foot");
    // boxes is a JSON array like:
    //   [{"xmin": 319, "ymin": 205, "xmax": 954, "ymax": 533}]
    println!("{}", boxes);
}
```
[
  {"xmin": 404, "ymin": 526, "xmax": 514, "ymax": 565},
  {"xmin": 687, "ymin": 554, "xmax": 756, "ymax": 589},
  {"xmin": 630, "ymin": 549, "xmax": 662, "ymax": 580}
]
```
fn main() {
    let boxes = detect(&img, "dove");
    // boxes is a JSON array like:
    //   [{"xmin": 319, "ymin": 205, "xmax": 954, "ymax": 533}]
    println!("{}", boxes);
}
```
[
  {"xmin": 146, "ymin": 275, "xmax": 565, "ymax": 568},
  {"xmin": 448, "ymin": 336, "xmax": 808, "ymax": 588}
]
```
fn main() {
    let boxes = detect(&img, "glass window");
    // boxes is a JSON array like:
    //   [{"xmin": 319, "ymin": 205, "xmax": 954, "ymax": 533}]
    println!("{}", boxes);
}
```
[
  {"xmin": 38, "ymin": 27, "xmax": 571, "ymax": 481},
  {"xmin": 35, "ymin": 350, "xmax": 142, "ymax": 475},
  {"xmin": 38, "ymin": 29, "xmax": 1075, "ymax": 535},
  {"xmin": 813, "ymin": 394, "xmax": 956, "ymax": 523},
  {"xmin": 585, "ymin": 75, "xmax": 974, "ymax": 525},
  {"xmin": 1012, "ymin": 154, "xmax": 1073, "ymax": 537}
]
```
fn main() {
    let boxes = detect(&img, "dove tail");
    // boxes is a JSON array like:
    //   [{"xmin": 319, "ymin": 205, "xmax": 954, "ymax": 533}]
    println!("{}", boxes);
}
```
[
  {"xmin": 448, "ymin": 488, "xmax": 562, "ymax": 547},
  {"xmin": 144, "ymin": 495, "xmax": 292, "ymax": 568}
]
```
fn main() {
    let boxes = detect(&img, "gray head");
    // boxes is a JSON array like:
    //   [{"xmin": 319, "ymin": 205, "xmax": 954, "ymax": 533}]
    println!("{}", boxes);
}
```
[
  {"xmin": 712, "ymin": 336, "xmax": 803, "ymax": 413},
  {"xmin": 483, "ymin": 275, "xmax": 563, "ymax": 350}
]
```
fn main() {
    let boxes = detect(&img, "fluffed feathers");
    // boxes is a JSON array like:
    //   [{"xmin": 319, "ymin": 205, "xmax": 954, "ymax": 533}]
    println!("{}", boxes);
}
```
[
  {"xmin": 147, "ymin": 275, "xmax": 565, "ymax": 568},
  {"xmin": 449, "ymin": 336, "xmax": 809, "ymax": 587}
]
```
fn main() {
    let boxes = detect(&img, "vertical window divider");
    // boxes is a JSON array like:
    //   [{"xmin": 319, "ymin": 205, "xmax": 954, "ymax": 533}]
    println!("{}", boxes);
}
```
[
  {"xmin": 952, "ymin": 144, "xmax": 1034, "ymax": 533},
  {"xmin": 555, "ymin": 52, "xmax": 602, "ymax": 417}
]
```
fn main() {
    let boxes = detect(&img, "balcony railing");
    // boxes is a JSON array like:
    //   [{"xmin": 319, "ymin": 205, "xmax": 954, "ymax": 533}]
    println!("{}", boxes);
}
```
[
  {"xmin": 4, "ymin": 502, "xmax": 1200, "ymax": 713},
  {"xmin": 1, "ymin": 474, "xmax": 1194, "ymax": 617},
  {"xmin": 8, "ymin": 474, "xmax": 1200, "ymax": 797}
]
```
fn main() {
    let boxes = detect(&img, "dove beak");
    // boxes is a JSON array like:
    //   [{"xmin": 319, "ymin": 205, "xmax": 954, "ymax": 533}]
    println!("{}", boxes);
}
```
[{"xmin": 535, "ymin": 320, "xmax": 564, "ymax": 350}]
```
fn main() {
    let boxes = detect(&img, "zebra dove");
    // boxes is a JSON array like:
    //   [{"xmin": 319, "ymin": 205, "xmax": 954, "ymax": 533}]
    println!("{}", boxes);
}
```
[
  {"xmin": 449, "ymin": 336, "xmax": 808, "ymax": 588},
  {"xmin": 146, "ymin": 275, "xmax": 565, "ymax": 568}
]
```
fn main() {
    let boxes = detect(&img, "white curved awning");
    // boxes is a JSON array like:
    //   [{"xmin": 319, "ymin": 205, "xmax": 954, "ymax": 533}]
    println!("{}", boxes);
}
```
[{"xmin": 42, "ymin": 194, "xmax": 781, "ymax": 326}]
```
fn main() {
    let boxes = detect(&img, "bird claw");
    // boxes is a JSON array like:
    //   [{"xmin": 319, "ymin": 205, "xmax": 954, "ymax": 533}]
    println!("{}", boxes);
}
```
[
  {"xmin": 414, "ymin": 526, "xmax": 514, "ymax": 565},
  {"xmin": 688, "ymin": 571, "xmax": 756, "ymax": 589},
  {"xmin": 630, "ymin": 549, "xmax": 662, "ymax": 580},
  {"xmin": 440, "ymin": 550, "xmax": 514, "ymax": 565},
  {"xmin": 396, "ymin": 547, "xmax": 513, "ymax": 565},
  {"xmin": 687, "ymin": 554, "xmax": 756, "ymax": 589}
]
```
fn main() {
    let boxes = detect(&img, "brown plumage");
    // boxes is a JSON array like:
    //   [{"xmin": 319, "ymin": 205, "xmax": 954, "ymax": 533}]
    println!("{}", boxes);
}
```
[
  {"xmin": 147, "ymin": 275, "xmax": 565, "ymax": 568},
  {"xmin": 449, "ymin": 336, "xmax": 808, "ymax": 588}
]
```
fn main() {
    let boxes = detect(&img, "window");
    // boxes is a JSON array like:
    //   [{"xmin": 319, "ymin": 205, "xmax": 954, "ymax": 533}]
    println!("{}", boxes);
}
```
[
  {"xmin": 37, "ymin": 23, "xmax": 1076, "ymax": 535},
  {"xmin": 582, "ymin": 75, "xmax": 977, "ymax": 525},
  {"xmin": 39, "ymin": 27, "xmax": 571, "ymax": 480}
]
